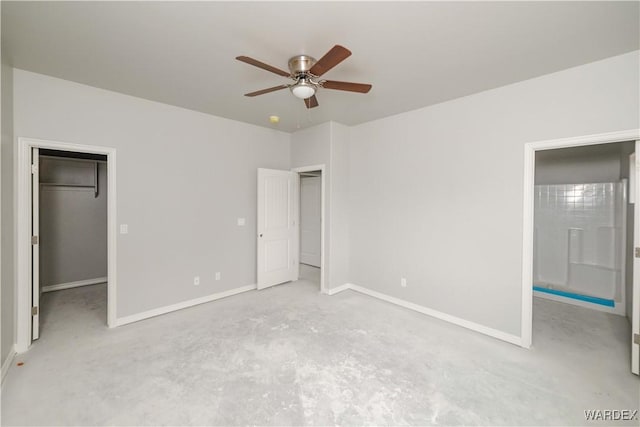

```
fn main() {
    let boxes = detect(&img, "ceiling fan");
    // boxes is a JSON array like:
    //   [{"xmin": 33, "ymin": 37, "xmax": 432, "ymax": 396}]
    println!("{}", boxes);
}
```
[{"xmin": 236, "ymin": 45, "xmax": 372, "ymax": 109}]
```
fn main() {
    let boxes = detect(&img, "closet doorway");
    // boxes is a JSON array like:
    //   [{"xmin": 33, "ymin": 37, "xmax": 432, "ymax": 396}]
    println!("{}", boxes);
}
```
[
  {"xmin": 16, "ymin": 138, "xmax": 117, "ymax": 353},
  {"xmin": 298, "ymin": 170, "xmax": 322, "ymax": 289},
  {"xmin": 34, "ymin": 149, "xmax": 108, "ymax": 340}
]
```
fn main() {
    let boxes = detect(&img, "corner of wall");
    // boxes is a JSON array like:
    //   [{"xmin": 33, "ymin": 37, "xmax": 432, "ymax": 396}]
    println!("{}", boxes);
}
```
[
  {"xmin": 1, "ymin": 59, "xmax": 16, "ymax": 367},
  {"xmin": 328, "ymin": 121, "xmax": 351, "ymax": 290}
]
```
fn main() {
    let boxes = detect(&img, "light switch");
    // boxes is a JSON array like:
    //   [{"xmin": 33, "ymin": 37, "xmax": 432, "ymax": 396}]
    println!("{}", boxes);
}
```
[
  {"xmin": 237, "ymin": 218, "xmax": 246, "ymax": 226},
  {"xmin": 120, "ymin": 224, "xmax": 128, "ymax": 234}
]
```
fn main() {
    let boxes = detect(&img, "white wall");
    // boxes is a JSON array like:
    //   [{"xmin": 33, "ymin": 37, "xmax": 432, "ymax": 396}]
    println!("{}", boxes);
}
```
[
  {"xmin": 39, "ymin": 158, "xmax": 107, "ymax": 287},
  {"xmin": 12, "ymin": 69, "xmax": 290, "ymax": 318},
  {"xmin": 348, "ymin": 51, "xmax": 639, "ymax": 337}
]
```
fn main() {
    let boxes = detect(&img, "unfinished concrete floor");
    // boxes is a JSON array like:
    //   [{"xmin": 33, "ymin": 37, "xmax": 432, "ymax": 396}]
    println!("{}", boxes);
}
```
[{"xmin": 2, "ymin": 271, "xmax": 638, "ymax": 426}]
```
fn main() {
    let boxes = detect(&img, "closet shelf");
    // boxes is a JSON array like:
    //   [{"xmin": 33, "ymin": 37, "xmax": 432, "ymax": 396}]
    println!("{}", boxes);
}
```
[
  {"xmin": 39, "ymin": 161, "xmax": 99, "ymax": 197},
  {"xmin": 40, "ymin": 181, "xmax": 98, "ymax": 197},
  {"xmin": 41, "ymin": 183, "xmax": 94, "ymax": 188}
]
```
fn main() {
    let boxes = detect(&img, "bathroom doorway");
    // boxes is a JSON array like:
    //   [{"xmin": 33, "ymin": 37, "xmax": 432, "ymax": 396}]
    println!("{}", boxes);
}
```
[{"xmin": 522, "ymin": 130, "xmax": 640, "ymax": 376}]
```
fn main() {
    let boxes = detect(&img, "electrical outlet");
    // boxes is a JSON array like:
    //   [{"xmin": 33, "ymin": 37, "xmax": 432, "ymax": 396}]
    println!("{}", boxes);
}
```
[
  {"xmin": 215, "ymin": 272, "xmax": 221, "ymax": 281},
  {"xmin": 194, "ymin": 276, "xmax": 200, "ymax": 286},
  {"xmin": 237, "ymin": 218, "xmax": 246, "ymax": 226},
  {"xmin": 401, "ymin": 277, "xmax": 407, "ymax": 287},
  {"xmin": 120, "ymin": 224, "xmax": 128, "ymax": 234}
]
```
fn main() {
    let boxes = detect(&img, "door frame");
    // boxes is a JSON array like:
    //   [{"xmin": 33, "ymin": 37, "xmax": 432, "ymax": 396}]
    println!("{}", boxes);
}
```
[
  {"xmin": 521, "ymin": 129, "xmax": 640, "ymax": 350},
  {"xmin": 31, "ymin": 148, "xmax": 40, "ymax": 340},
  {"xmin": 15, "ymin": 137, "xmax": 117, "ymax": 353},
  {"xmin": 292, "ymin": 164, "xmax": 326, "ymax": 294}
]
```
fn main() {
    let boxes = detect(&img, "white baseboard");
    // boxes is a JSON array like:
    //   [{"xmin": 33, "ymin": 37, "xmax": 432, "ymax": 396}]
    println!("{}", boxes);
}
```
[
  {"xmin": 340, "ymin": 283, "xmax": 523, "ymax": 347},
  {"xmin": 1, "ymin": 345, "xmax": 16, "ymax": 385},
  {"xmin": 324, "ymin": 283, "xmax": 351, "ymax": 295},
  {"xmin": 42, "ymin": 277, "xmax": 107, "ymax": 293},
  {"xmin": 115, "ymin": 284, "xmax": 257, "ymax": 327}
]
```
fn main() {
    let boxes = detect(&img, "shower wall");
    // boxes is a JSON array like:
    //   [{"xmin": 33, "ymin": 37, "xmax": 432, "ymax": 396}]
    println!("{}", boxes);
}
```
[{"xmin": 533, "ymin": 181, "xmax": 626, "ymax": 314}]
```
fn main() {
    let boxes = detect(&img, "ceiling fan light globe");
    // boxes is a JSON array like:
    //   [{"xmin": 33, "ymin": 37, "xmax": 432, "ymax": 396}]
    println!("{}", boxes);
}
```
[{"xmin": 291, "ymin": 84, "xmax": 316, "ymax": 99}]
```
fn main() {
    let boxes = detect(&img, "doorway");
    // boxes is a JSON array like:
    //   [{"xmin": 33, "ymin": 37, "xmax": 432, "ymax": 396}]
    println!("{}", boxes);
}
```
[
  {"xmin": 533, "ymin": 142, "xmax": 633, "ymax": 316},
  {"xmin": 15, "ymin": 138, "xmax": 117, "ymax": 353},
  {"xmin": 298, "ymin": 170, "xmax": 322, "ymax": 288},
  {"xmin": 521, "ymin": 130, "xmax": 640, "ymax": 376},
  {"xmin": 256, "ymin": 165, "xmax": 326, "ymax": 293},
  {"xmin": 35, "ymin": 149, "xmax": 108, "ymax": 340}
]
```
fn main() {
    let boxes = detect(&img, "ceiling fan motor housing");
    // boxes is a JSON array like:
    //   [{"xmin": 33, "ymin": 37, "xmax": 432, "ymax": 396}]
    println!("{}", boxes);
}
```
[{"xmin": 288, "ymin": 55, "xmax": 317, "ymax": 76}]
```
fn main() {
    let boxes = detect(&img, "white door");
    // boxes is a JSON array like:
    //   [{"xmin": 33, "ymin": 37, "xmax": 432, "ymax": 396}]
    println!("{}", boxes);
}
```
[
  {"xmin": 633, "ymin": 143, "xmax": 640, "ymax": 375},
  {"xmin": 300, "ymin": 176, "xmax": 321, "ymax": 267},
  {"xmin": 31, "ymin": 147, "xmax": 40, "ymax": 340},
  {"xmin": 257, "ymin": 168, "xmax": 297, "ymax": 289}
]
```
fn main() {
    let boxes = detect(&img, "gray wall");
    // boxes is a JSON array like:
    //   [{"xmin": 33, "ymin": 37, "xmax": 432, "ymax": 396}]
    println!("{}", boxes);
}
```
[
  {"xmin": 39, "ymin": 158, "xmax": 107, "ymax": 286},
  {"xmin": 535, "ymin": 143, "xmax": 629, "ymax": 185},
  {"xmin": 328, "ymin": 122, "xmax": 350, "ymax": 289},
  {"xmin": 291, "ymin": 123, "xmax": 332, "ymax": 287},
  {"xmin": 1, "ymin": 60, "xmax": 15, "ymax": 365},
  {"xmin": 290, "ymin": 121, "xmax": 351, "ymax": 290},
  {"xmin": 347, "ymin": 51, "xmax": 639, "ymax": 337},
  {"xmin": 13, "ymin": 68, "xmax": 290, "ymax": 318}
]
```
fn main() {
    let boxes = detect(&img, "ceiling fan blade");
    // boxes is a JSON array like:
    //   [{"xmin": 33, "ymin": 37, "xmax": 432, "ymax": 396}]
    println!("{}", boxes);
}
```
[
  {"xmin": 304, "ymin": 95, "xmax": 319, "ymax": 109},
  {"xmin": 322, "ymin": 80, "xmax": 372, "ymax": 93},
  {"xmin": 244, "ymin": 85, "xmax": 289, "ymax": 97},
  {"xmin": 236, "ymin": 56, "xmax": 290, "ymax": 77},
  {"xmin": 309, "ymin": 45, "xmax": 351, "ymax": 77}
]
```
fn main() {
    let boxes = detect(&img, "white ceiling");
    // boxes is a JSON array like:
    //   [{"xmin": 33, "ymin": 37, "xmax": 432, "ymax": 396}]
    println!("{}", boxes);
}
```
[{"xmin": 3, "ymin": 1, "xmax": 638, "ymax": 132}]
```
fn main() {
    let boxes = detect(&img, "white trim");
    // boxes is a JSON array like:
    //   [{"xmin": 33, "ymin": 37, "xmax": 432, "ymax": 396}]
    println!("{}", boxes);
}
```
[
  {"xmin": 346, "ymin": 284, "xmax": 522, "ymax": 346},
  {"xmin": 1, "ymin": 346, "xmax": 16, "ymax": 385},
  {"xmin": 620, "ymin": 178, "xmax": 628, "ymax": 319},
  {"xmin": 16, "ymin": 137, "xmax": 117, "ymax": 353},
  {"xmin": 115, "ymin": 284, "xmax": 256, "ymax": 327},
  {"xmin": 521, "ymin": 129, "xmax": 640, "ymax": 350},
  {"xmin": 521, "ymin": 140, "xmax": 535, "ymax": 349},
  {"xmin": 42, "ymin": 277, "xmax": 107, "ymax": 293},
  {"xmin": 325, "ymin": 283, "xmax": 351, "ymax": 295},
  {"xmin": 31, "ymin": 148, "xmax": 40, "ymax": 339},
  {"xmin": 633, "ymin": 141, "xmax": 640, "ymax": 375},
  {"xmin": 292, "ymin": 164, "xmax": 326, "ymax": 294}
]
